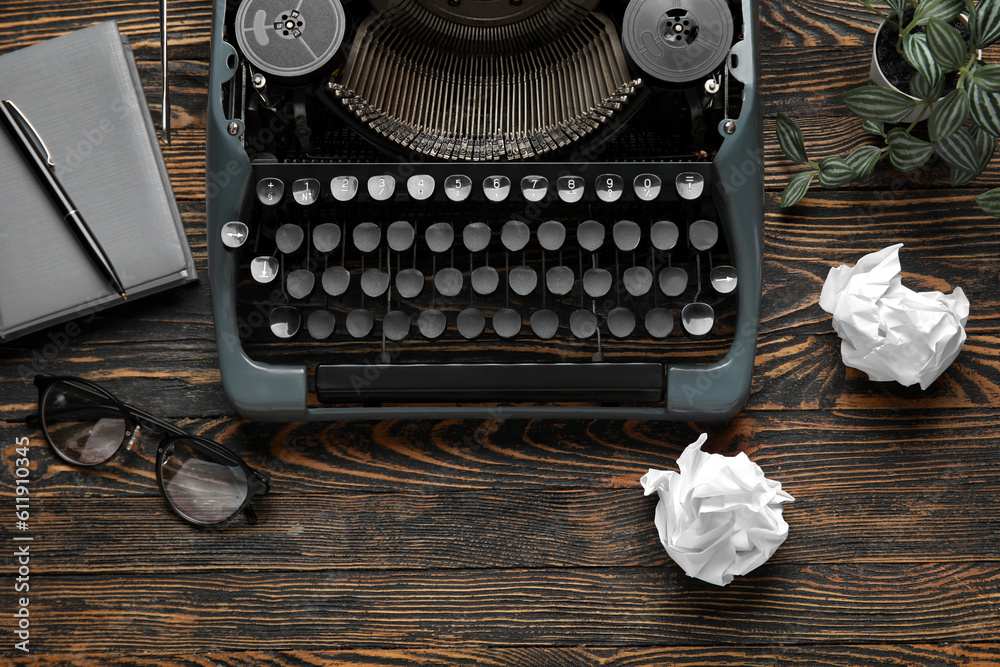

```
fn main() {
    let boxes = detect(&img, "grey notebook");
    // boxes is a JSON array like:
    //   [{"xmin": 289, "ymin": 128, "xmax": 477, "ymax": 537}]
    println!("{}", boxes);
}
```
[{"xmin": 0, "ymin": 21, "xmax": 196, "ymax": 342}]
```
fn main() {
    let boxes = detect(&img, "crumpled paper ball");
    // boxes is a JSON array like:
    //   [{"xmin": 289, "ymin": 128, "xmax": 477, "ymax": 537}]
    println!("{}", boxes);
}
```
[
  {"xmin": 818, "ymin": 243, "xmax": 969, "ymax": 390},
  {"xmin": 639, "ymin": 434, "xmax": 794, "ymax": 586}
]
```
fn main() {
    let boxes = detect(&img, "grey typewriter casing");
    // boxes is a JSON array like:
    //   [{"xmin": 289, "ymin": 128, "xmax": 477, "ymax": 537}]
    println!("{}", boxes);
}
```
[{"xmin": 205, "ymin": 0, "xmax": 764, "ymax": 421}]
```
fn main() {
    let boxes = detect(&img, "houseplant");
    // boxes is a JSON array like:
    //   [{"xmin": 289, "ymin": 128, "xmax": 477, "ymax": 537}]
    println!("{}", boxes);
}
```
[{"xmin": 777, "ymin": 0, "xmax": 1000, "ymax": 216}]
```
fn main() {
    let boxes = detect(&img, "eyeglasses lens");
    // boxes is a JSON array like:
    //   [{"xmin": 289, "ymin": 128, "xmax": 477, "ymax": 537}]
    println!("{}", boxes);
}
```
[
  {"xmin": 42, "ymin": 381, "xmax": 127, "ymax": 465},
  {"xmin": 160, "ymin": 439, "xmax": 250, "ymax": 524}
]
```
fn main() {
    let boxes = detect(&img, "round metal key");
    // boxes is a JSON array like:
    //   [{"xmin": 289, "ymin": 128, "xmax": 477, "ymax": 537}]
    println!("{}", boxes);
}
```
[
  {"xmin": 221, "ymin": 221, "xmax": 249, "ymax": 249},
  {"xmin": 313, "ymin": 223, "xmax": 341, "ymax": 253},
  {"xmin": 307, "ymin": 310, "xmax": 336, "ymax": 339},
  {"xmin": 608, "ymin": 307, "xmax": 635, "ymax": 338},
  {"xmin": 434, "ymin": 267, "xmax": 464, "ymax": 297},
  {"xmin": 530, "ymin": 309, "xmax": 559, "ymax": 339},
  {"xmin": 546, "ymin": 265, "xmax": 574, "ymax": 296},
  {"xmin": 269, "ymin": 306, "xmax": 300, "ymax": 339},
  {"xmin": 689, "ymin": 219, "xmax": 719, "ymax": 251},
  {"xmin": 645, "ymin": 307, "xmax": 674, "ymax": 338},
  {"xmin": 457, "ymin": 307, "xmax": 486, "ymax": 339},
  {"xmin": 509, "ymin": 265, "xmax": 537, "ymax": 296},
  {"xmin": 613, "ymin": 220, "xmax": 641, "ymax": 252},
  {"xmin": 492, "ymin": 308, "xmax": 522, "ymax": 339},
  {"xmin": 275, "ymin": 224, "xmax": 304, "ymax": 254},
  {"xmin": 396, "ymin": 268, "xmax": 424, "ymax": 299},
  {"xmin": 569, "ymin": 309, "xmax": 597, "ymax": 338},
  {"xmin": 583, "ymin": 267, "xmax": 612, "ymax": 298},
  {"xmin": 386, "ymin": 220, "xmax": 416, "ymax": 252},
  {"xmin": 650, "ymin": 220, "xmax": 679, "ymax": 251},
  {"xmin": 471, "ymin": 265, "xmax": 499, "ymax": 295},
  {"xmin": 577, "ymin": 220, "xmax": 605, "ymax": 252},
  {"xmin": 383, "ymin": 310, "xmax": 411, "ymax": 341},
  {"xmin": 682, "ymin": 302, "xmax": 715, "ymax": 338},
  {"xmin": 251, "ymin": 256, "xmax": 279, "ymax": 284},
  {"xmin": 711, "ymin": 265, "xmax": 738, "ymax": 294},
  {"xmin": 417, "ymin": 309, "xmax": 447, "ymax": 339},
  {"xmin": 425, "ymin": 222, "xmax": 454, "ymax": 253},
  {"xmin": 353, "ymin": 222, "xmax": 381, "ymax": 253},
  {"xmin": 322, "ymin": 266, "xmax": 351, "ymax": 296},
  {"xmin": 361, "ymin": 268, "xmax": 390, "ymax": 298},
  {"xmin": 623, "ymin": 266, "xmax": 653, "ymax": 296},
  {"xmin": 462, "ymin": 222, "xmax": 492, "ymax": 253},
  {"xmin": 346, "ymin": 309, "xmax": 375, "ymax": 338},
  {"xmin": 537, "ymin": 220, "xmax": 566, "ymax": 251},
  {"xmin": 501, "ymin": 220, "xmax": 530, "ymax": 252},
  {"xmin": 286, "ymin": 269, "xmax": 315, "ymax": 300},
  {"xmin": 659, "ymin": 266, "xmax": 688, "ymax": 297}
]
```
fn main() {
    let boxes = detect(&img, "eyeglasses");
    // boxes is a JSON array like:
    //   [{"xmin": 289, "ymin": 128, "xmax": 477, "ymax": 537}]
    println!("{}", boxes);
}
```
[{"xmin": 31, "ymin": 375, "xmax": 270, "ymax": 527}]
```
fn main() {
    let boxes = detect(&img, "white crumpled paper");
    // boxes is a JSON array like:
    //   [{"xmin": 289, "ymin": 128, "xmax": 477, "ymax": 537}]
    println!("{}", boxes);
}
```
[
  {"xmin": 639, "ymin": 434, "xmax": 794, "ymax": 586},
  {"xmin": 819, "ymin": 243, "xmax": 969, "ymax": 389}
]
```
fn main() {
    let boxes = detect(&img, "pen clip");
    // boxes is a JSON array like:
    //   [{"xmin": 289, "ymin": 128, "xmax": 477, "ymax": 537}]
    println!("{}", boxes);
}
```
[{"xmin": 2, "ymin": 100, "xmax": 54, "ymax": 167}]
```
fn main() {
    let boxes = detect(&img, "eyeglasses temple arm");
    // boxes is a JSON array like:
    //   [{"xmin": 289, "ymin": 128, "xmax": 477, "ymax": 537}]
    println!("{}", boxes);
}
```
[{"xmin": 122, "ymin": 404, "xmax": 188, "ymax": 437}]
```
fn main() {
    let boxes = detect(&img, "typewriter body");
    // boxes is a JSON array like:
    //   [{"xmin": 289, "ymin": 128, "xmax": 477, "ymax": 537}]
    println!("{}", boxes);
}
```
[{"xmin": 206, "ymin": 0, "xmax": 764, "ymax": 421}]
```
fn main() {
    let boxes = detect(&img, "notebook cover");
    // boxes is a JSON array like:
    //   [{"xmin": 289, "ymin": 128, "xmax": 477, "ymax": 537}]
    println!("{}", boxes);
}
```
[{"xmin": 0, "ymin": 21, "xmax": 197, "ymax": 342}]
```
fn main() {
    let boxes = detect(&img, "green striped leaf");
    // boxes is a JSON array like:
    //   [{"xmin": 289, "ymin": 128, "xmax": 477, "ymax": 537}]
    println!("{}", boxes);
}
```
[
  {"xmin": 863, "ymin": 118, "xmax": 886, "ymax": 136},
  {"xmin": 910, "ymin": 70, "xmax": 944, "ymax": 103},
  {"xmin": 844, "ymin": 145, "xmax": 883, "ymax": 179},
  {"xmin": 925, "ymin": 18, "xmax": 969, "ymax": 71},
  {"xmin": 885, "ymin": 0, "xmax": 908, "ymax": 21},
  {"xmin": 818, "ymin": 156, "xmax": 857, "ymax": 188},
  {"xmin": 968, "ymin": 82, "xmax": 1000, "ymax": 136},
  {"xmin": 950, "ymin": 125, "xmax": 996, "ymax": 184},
  {"xmin": 974, "ymin": 186, "xmax": 1000, "ymax": 216},
  {"xmin": 841, "ymin": 85, "xmax": 917, "ymax": 123},
  {"xmin": 976, "ymin": 0, "xmax": 1000, "ymax": 48},
  {"xmin": 886, "ymin": 128, "xmax": 936, "ymax": 171},
  {"xmin": 779, "ymin": 170, "xmax": 815, "ymax": 208},
  {"xmin": 972, "ymin": 64, "xmax": 1000, "ymax": 92},
  {"xmin": 776, "ymin": 113, "xmax": 809, "ymax": 165},
  {"xmin": 903, "ymin": 33, "xmax": 943, "ymax": 89},
  {"xmin": 935, "ymin": 126, "xmax": 980, "ymax": 172},
  {"xmin": 911, "ymin": 0, "xmax": 964, "ymax": 25},
  {"xmin": 928, "ymin": 87, "xmax": 970, "ymax": 141}
]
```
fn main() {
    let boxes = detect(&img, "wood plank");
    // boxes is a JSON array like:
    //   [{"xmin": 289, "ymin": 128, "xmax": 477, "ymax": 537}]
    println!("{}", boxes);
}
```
[
  {"xmin": 17, "ymin": 565, "xmax": 1000, "ymax": 652},
  {"xmin": 9, "ymin": 644, "xmax": 1000, "ymax": 667}
]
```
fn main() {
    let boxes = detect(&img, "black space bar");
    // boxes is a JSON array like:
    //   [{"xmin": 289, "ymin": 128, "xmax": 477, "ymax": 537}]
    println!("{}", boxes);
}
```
[{"xmin": 315, "ymin": 363, "xmax": 664, "ymax": 403}]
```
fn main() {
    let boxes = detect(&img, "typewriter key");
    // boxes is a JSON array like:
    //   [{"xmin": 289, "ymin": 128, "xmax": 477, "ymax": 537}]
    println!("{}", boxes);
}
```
[
  {"xmin": 313, "ymin": 223, "xmax": 341, "ymax": 253},
  {"xmin": 307, "ymin": 310, "xmax": 336, "ymax": 339},
  {"xmin": 623, "ymin": 266, "xmax": 653, "ymax": 296},
  {"xmin": 633, "ymin": 174, "xmax": 661, "ymax": 202},
  {"xmin": 383, "ymin": 310, "xmax": 410, "ymax": 341},
  {"xmin": 396, "ymin": 268, "xmax": 425, "ymax": 299},
  {"xmin": 256, "ymin": 177, "xmax": 283, "ymax": 206},
  {"xmin": 353, "ymin": 222, "xmax": 381, "ymax": 253},
  {"xmin": 407, "ymin": 174, "xmax": 435, "ymax": 200},
  {"xmin": 330, "ymin": 175, "xmax": 358, "ymax": 202},
  {"xmin": 577, "ymin": 220, "xmax": 605, "ymax": 252},
  {"xmin": 530, "ymin": 310, "xmax": 559, "ymax": 340},
  {"xmin": 570, "ymin": 309, "xmax": 597, "ymax": 339},
  {"xmin": 417, "ymin": 309, "xmax": 447, "ymax": 339},
  {"xmin": 221, "ymin": 221, "xmax": 249, "ymax": 249},
  {"xmin": 681, "ymin": 302, "xmax": 715, "ymax": 338},
  {"xmin": 286, "ymin": 269, "xmax": 315, "ymax": 299},
  {"xmin": 613, "ymin": 220, "xmax": 641, "ymax": 252},
  {"xmin": 676, "ymin": 172, "xmax": 706, "ymax": 201},
  {"xmin": 596, "ymin": 174, "xmax": 624, "ymax": 203},
  {"xmin": 689, "ymin": 219, "xmax": 718, "ymax": 251},
  {"xmin": 426, "ymin": 222, "xmax": 454, "ymax": 253},
  {"xmin": 521, "ymin": 175, "xmax": 548, "ymax": 202},
  {"xmin": 269, "ymin": 306, "xmax": 301, "ymax": 339},
  {"xmin": 276, "ymin": 224, "xmax": 305, "ymax": 254},
  {"xmin": 361, "ymin": 268, "xmax": 390, "ymax": 298},
  {"xmin": 537, "ymin": 220, "xmax": 566, "ymax": 251},
  {"xmin": 321, "ymin": 266, "xmax": 350, "ymax": 296},
  {"xmin": 471, "ymin": 266, "xmax": 499, "ymax": 295},
  {"xmin": 346, "ymin": 309, "xmax": 375, "ymax": 338},
  {"xmin": 583, "ymin": 268, "xmax": 612, "ymax": 298},
  {"xmin": 493, "ymin": 308, "xmax": 522, "ymax": 339},
  {"xmin": 387, "ymin": 220, "xmax": 415, "ymax": 252},
  {"xmin": 645, "ymin": 308, "xmax": 674, "ymax": 338},
  {"xmin": 251, "ymin": 256, "xmax": 279, "ymax": 283},
  {"xmin": 608, "ymin": 307, "xmax": 636, "ymax": 338},
  {"xmin": 556, "ymin": 175, "xmax": 584, "ymax": 203},
  {"xmin": 659, "ymin": 266, "xmax": 688, "ymax": 297},
  {"xmin": 457, "ymin": 308, "xmax": 485, "ymax": 339},
  {"xmin": 367, "ymin": 175, "xmax": 396, "ymax": 201},
  {"xmin": 462, "ymin": 222, "xmax": 491, "ymax": 253},
  {"xmin": 546, "ymin": 265, "xmax": 574, "ymax": 296},
  {"xmin": 444, "ymin": 174, "xmax": 472, "ymax": 202},
  {"xmin": 501, "ymin": 220, "xmax": 529, "ymax": 252},
  {"xmin": 292, "ymin": 178, "xmax": 321, "ymax": 206},
  {"xmin": 650, "ymin": 220, "xmax": 679, "ymax": 251},
  {"xmin": 711, "ymin": 265, "xmax": 738, "ymax": 294},
  {"xmin": 434, "ymin": 267, "xmax": 463, "ymax": 297},
  {"xmin": 483, "ymin": 175, "xmax": 511, "ymax": 202},
  {"xmin": 509, "ymin": 265, "xmax": 537, "ymax": 296}
]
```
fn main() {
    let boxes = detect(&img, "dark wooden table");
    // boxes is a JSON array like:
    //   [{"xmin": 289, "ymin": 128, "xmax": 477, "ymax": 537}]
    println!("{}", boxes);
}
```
[{"xmin": 2, "ymin": 1, "xmax": 999, "ymax": 665}]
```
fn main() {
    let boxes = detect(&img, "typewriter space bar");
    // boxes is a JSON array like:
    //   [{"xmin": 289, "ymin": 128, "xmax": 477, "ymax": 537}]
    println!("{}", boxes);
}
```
[{"xmin": 315, "ymin": 363, "xmax": 664, "ymax": 403}]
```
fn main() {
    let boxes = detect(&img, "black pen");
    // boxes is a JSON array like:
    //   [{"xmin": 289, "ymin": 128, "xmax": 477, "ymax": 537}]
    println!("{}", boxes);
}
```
[{"xmin": 0, "ymin": 99, "xmax": 127, "ymax": 299}]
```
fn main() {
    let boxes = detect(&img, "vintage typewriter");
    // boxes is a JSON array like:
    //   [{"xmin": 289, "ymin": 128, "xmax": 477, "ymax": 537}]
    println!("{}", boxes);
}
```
[{"xmin": 205, "ymin": 0, "xmax": 764, "ymax": 420}]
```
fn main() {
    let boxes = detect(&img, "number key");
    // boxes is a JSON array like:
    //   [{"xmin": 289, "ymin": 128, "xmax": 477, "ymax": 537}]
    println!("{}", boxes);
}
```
[
  {"xmin": 367, "ymin": 175, "xmax": 396, "ymax": 201},
  {"xmin": 330, "ymin": 175, "xmax": 358, "ymax": 202}
]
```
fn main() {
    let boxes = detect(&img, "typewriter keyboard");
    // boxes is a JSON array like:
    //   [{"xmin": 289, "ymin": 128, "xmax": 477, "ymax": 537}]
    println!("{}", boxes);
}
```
[{"xmin": 224, "ymin": 162, "xmax": 738, "ymax": 404}]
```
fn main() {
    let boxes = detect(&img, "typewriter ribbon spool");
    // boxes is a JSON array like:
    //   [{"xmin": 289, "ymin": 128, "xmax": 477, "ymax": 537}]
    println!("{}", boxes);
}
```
[
  {"xmin": 235, "ymin": 0, "xmax": 345, "ymax": 82},
  {"xmin": 622, "ymin": 0, "xmax": 734, "ymax": 85}
]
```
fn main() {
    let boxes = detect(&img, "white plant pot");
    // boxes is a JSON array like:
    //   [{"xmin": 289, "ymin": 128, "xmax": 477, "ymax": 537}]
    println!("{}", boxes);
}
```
[{"xmin": 869, "ymin": 18, "xmax": 930, "ymax": 123}]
